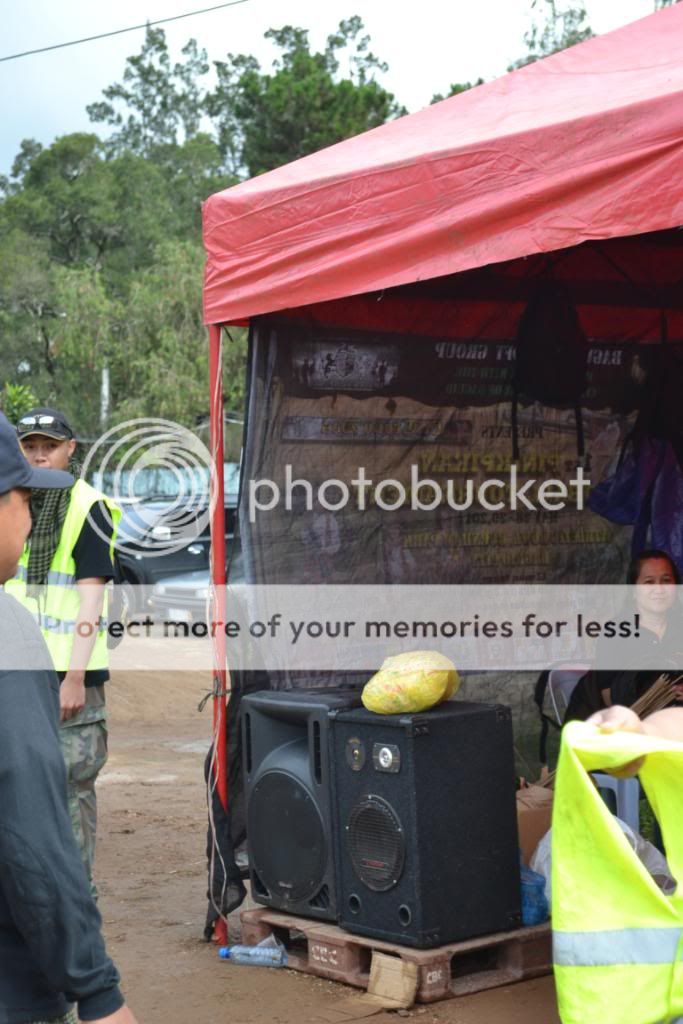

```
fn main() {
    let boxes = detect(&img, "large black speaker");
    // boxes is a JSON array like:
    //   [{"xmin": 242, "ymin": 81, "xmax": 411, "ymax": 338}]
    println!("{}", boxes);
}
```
[
  {"xmin": 241, "ymin": 689, "xmax": 359, "ymax": 921},
  {"xmin": 330, "ymin": 702, "xmax": 522, "ymax": 948}
]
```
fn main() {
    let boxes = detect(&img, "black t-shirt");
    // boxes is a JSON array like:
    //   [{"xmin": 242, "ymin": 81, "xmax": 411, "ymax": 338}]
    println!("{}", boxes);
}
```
[
  {"xmin": 564, "ymin": 622, "xmax": 683, "ymax": 722},
  {"xmin": 57, "ymin": 502, "xmax": 114, "ymax": 689}
]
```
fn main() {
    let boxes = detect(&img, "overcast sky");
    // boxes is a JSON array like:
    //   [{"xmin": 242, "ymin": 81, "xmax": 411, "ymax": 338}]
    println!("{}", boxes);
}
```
[{"xmin": 0, "ymin": 0, "xmax": 659, "ymax": 178}]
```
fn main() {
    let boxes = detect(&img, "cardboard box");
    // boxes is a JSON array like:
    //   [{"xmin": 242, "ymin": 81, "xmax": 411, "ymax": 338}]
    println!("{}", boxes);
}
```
[
  {"xmin": 516, "ymin": 784, "xmax": 554, "ymax": 865},
  {"xmin": 317, "ymin": 953, "xmax": 418, "ymax": 1021}
]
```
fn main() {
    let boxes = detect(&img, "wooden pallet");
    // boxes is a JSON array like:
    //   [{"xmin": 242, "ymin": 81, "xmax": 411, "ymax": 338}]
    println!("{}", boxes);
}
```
[{"xmin": 240, "ymin": 908, "xmax": 552, "ymax": 1003}]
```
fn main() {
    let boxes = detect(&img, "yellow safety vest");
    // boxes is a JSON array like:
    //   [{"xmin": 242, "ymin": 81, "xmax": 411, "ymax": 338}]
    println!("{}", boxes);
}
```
[
  {"xmin": 553, "ymin": 721, "xmax": 683, "ymax": 1024},
  {"xmin": 6, "ymin": 479, "xmax": 121, "ymax": 672}
]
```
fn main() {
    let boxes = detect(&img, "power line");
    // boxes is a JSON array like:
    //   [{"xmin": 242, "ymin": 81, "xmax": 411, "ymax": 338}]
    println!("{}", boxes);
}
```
[{"xmin": 0, "ymin": 1, "xmax": 250, "ymax": 64}]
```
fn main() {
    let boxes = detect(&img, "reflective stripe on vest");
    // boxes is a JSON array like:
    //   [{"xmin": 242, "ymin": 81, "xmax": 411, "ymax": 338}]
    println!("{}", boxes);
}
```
[
  {"xmin": 47, "ymin": 569, "xmax": 76, "ymax": 586},
  {"xmin": 553, "ymin": 723, "xmax": 683, "ymax": 1024},
  {"xmin": 9, "ymin": 565, "xmax": 77, "ymax": 589},
  {"xmin": 554, "ymin": 928, "xmax": 683, "ymax": 966},
  {"xmin": 39, "ymin": 613, "xmax": 109, "ymax": 635},
  {"xmin": 9, "ymin": 566, "xmax": 75, "ymax": 587},
  {"xmin": 7, "ymin": 479, "xmax": 120, "ymax": 671}
]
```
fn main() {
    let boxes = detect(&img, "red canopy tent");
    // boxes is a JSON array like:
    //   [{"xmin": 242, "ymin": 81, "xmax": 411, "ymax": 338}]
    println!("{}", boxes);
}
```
[
  {"xmin": 203, "ymin": 4, "xmax": 683, "ymax": 327},
  {"xmin": 201, "ymin": 4, "xmax": 683, "ymax": 938}
]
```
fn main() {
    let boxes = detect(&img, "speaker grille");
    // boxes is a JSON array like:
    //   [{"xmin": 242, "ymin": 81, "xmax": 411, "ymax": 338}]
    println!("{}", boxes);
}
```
[
  {"xmin": 347, "ymin": 795, "xmax": 405, "ymax": 892},
  {"xmin": 248, "ymin": 770, "xmax": 326, "ymax": 903}
]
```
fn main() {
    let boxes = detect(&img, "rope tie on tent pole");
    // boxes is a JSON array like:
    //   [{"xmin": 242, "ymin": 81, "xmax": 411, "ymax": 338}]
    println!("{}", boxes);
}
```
[{"xmin": 197, "ymin": 683, "xmax": 230, "ymax": 713}]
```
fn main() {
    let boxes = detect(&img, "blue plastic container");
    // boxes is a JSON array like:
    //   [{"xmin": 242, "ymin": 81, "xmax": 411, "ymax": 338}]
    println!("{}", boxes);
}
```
[{"xmin": 520, "ymin": 860, "xmax": 549, "ymax": 925}]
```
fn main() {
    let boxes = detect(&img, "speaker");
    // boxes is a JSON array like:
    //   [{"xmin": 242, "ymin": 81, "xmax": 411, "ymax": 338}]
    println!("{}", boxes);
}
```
[
  {"xmin": 330, "ymin": 702, "xmax": 522, "ymax": 948},
  {"xmin": 241, "ymin": 689, "xmax": 359, "ymax": 921}
]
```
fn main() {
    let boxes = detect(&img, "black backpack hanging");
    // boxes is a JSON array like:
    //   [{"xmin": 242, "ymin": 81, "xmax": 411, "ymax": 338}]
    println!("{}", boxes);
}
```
[
  {"xmin": 512, "ymin": 280, "xmax": 588, "ymax": 461},
  {"xmin": 534, "ymin": 669, "xmax": 556, "ymax": 767},
  {"xmin": 631, "ymin": 318, "xmax": 683, "ymax": 467}
]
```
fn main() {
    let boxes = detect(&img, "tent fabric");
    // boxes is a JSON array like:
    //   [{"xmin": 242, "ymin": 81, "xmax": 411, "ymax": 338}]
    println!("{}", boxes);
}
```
[
  {"xmin": 203, "ymin": 4, "xmax": 683, "ymax": 327},
  {"xmin": 264, "ymin": 233, "xmax": 683, "ymax": 341}
]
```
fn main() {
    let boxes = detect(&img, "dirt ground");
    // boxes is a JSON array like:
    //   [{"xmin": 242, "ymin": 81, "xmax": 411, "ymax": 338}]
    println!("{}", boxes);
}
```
[{"xmin": 97, "ymin": 671, "xmax": 560, "ymax": 1024}]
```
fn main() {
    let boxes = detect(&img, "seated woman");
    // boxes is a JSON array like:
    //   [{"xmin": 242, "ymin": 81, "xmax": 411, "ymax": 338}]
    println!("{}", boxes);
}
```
[{"xmin": 565, "ymin": 549, "xmax": 682, "ymax": 721}]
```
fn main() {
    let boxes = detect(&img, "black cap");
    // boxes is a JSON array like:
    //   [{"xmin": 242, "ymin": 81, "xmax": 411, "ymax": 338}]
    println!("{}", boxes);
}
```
[
  {"xmin": 16, "ymin": 406, "xmax": 74, "ymax": 441},
  {"xmin": 0, "ymin": 412, "xmax": 73, "ymax": 494}
]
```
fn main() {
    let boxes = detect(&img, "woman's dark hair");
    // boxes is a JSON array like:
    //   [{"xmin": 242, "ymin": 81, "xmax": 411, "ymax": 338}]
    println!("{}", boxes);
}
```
[{"xmin": 627, "ymin": 549, "xmax": 681, "ymax": 586}]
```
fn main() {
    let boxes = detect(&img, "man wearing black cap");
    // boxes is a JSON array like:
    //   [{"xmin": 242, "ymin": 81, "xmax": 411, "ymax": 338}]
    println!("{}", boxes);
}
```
[
  {"xmin": 7, "ymin": 407, "xmax": 121, "ymax": 896},
  {"xmin": 0, "ymin": 411, "xmax": 137, "ymax": 1024}
]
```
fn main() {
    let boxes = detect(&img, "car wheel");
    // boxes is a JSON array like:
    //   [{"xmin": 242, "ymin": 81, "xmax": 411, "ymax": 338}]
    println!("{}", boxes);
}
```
[{"xmin": 114, "ymin": 580, "xmax": 138, "ymax": 627}]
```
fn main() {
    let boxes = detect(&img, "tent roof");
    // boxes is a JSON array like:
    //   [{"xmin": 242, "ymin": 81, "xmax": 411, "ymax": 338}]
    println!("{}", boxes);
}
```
[{"xmin": 202, "ymin": 5, "xmax": 683, "ymax": 326}]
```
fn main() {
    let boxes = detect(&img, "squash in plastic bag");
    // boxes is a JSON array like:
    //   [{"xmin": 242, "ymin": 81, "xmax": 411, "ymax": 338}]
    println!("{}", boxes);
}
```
[{"xmin": 361, "ymin": 650, "xmax": 460, "ymax": 714}]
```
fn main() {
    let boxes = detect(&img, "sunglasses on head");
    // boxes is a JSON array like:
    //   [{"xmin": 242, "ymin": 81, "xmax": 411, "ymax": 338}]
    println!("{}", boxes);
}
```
[
  {"xmin": 17, "ymin": 414, "xmax": 70, "ymax": 436},
  {"xmin": 18, "ymin": 414, "xmax": 56, "ymax": 427}
]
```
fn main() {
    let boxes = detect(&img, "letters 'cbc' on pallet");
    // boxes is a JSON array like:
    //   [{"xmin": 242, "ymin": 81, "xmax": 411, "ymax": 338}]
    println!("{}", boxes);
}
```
[{"xmin": 240, "ymin": 908, "xmax": 552, "ymax": 1003}]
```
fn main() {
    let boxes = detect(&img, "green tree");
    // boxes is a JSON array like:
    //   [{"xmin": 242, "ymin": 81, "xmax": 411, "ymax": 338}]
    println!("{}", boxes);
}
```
[
  {"xmin": 0, "ymin": 139, "xmax": 44, "ymax": 197},
  {"xmin": 0, "ymin": 226, "xmax": 60, "ymax": 395},
  {"xmin": 207, "ymin": 16, "xmax": 406, "ymax": 176},
  {"xmin": 87, "ymin": 28, "xmax": 210, "ymax": 156},
  {"xmin": 509, "ymin": 0, "xmax": 593, "ymax": 70},
  {"xmin": 147, "ymin": 133, "xmax": 231, "ymax": 236},
  {"xmin": 0, "ymin": 219, "xmax": 122, "ymax": 433},
  {"xmin": 4, "ymin": 134, "xmax": 120, "ymax": 267},
  {"xmin": 110, "ymin": 239, "xmax": 246, "ymax": 427},
  {"xmin": 0, "ymin": 127, "xmax": 241, "ymax": 429},
  {"xmin": 47, "ymin": 266, "xmax": 122, "ymax": 434},
  {"xmin": 0, "ymin": 132, "xmax": 218, "ymax": 289}
]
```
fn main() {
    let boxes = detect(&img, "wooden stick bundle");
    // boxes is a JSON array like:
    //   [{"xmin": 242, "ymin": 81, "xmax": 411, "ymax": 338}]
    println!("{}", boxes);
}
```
[{"xmin": 631, "ymin": 672, "xmax": 683, "ymax": 718}]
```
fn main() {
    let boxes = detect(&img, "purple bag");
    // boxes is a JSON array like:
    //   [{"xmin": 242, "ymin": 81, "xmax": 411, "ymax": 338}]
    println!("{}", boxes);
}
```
[{"xmin": 589, "ymin": 437, "xmax": 683, "ymax": 575}]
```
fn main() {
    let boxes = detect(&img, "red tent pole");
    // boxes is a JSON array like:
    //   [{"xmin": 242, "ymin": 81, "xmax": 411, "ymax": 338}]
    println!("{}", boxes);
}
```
[{"xmin": 209, "ymin": 322, "xmax": 229, "ymax": 943}]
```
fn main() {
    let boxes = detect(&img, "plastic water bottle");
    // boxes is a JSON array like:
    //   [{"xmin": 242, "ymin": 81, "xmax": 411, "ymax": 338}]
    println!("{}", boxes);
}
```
[{"xmin": 218, "ymin": 944, "xmax": 287, "ymax": 967}]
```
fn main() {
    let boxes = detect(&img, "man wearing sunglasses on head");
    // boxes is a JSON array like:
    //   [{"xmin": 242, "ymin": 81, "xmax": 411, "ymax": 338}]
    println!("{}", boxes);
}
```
[
  {"xmin": 0, "ymin": 411, "xmax": 138, "ymax": 1024},
  {"xmin": 6, "ymin": 408, "xmax": 121, "ymax": 898}
]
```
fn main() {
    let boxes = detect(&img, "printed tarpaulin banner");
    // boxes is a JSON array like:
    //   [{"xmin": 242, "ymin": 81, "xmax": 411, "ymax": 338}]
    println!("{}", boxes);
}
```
[{"xmin": 237, "ymin": 321, "xmax": 683, "ymax": 593}]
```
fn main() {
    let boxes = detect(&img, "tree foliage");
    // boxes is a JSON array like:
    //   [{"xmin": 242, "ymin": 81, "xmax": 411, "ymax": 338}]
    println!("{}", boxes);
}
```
[
  {"xmin": 509, "ymin": 0, "xmax": 593, "ymax": 70},
  {"xmin": 0, "ymin": 226, "xmax": 59, "ymax": 395},
  {"xmin": 0, "ymin": 139, "xmax": 240, "ymax": 434},
  {"xmin": 86, "ymin": 28, "xmax": 210, "ymax": 157},
  {"xmin": 206, "ymin": 17, "xmax": 406, "ymax": 176},
  {"xmin": 0, "ymin": 382, "xmax": 38, "ymax": 424}
]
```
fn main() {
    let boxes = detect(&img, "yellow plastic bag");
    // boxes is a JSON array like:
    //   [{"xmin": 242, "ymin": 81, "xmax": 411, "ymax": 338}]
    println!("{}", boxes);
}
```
[{"xmin": 361, "ymin": 650, "xmax": 460, "ymax": 714}]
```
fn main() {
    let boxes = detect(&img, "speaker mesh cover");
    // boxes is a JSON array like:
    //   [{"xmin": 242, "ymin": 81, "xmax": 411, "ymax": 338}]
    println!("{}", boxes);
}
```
[
  {"xmin": 248, "ymin": 771, "xmax": 326, "ymax": 902},
  {"xmin": 347, "ymin": 795, "xmax": 405, "ymax": 891}
]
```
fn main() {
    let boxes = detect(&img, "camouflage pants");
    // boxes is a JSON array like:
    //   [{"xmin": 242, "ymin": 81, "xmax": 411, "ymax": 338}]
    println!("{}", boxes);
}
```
[
  {"xmin": 59, "ymin": 685, "xmax": 108, "ymax": 899},
  {"xmin": 28, "ymin": 1010, "xmax": 78, "ymax": 1024}
]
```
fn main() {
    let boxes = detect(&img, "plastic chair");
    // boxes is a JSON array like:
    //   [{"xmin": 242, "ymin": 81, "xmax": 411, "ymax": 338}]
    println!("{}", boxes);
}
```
[
  {"xmin": 592, "ymin": 773, "xmax": 640, "ymax": 833},
  {"xmin": 547, "ymin": 664, "xmax": 591, "ymax": 724},
  {"xmin": 547, "ymin": 663, "xmax": 640, "ymax": 832}
]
